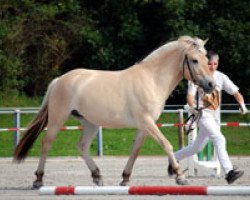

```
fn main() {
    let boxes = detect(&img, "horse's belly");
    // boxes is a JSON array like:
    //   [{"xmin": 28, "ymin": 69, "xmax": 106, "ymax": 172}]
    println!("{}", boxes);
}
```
[
  {"xmin": 76, "ymin": 93, "xmax": 164, "ymax": 128},
  {"xmin": 82, "ymin": 108, "xmax": 134, "ymax": 128},
  {"xmin": 74, "ymin": 94, "xmax": 134, "ymax": 128}
]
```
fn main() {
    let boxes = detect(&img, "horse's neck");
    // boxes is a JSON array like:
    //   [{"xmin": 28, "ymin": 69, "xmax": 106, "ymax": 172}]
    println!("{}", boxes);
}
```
[{"xmin": 142, "ymin": 48, "xmax": 183, "ymax": 99}]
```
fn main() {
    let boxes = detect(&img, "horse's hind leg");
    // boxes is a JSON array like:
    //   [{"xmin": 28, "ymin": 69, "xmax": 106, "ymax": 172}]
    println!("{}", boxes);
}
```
[
  {"xmin": 33, "ymin": 126, "xmax": 60, "ymax": 188},
  {"xmin": 33, "ymin": 111, "xmax": 69, "ymax": 188},
  {"xmin": 120, "ymin": 130, "xmax": 146, "ymax": 186},
  {"xmin": 77, "ymin": 119, "xmax": 103, "ymax": 186}
]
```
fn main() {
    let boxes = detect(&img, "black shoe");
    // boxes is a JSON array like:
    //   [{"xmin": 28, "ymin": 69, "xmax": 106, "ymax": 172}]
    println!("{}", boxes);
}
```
[
  {"xmin": 168, "ymin": 163, "xmax": 174, "ymax": 177},
  {"xmin": 225, "ymin": 169, "xmax": 244, "ymax": 184}
]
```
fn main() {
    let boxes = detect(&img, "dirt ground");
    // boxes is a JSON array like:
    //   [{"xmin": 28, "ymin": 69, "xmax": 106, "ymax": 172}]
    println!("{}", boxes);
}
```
[{"xmin": 0, "ymin": 156, "xmax": 250, "ymax": 200}]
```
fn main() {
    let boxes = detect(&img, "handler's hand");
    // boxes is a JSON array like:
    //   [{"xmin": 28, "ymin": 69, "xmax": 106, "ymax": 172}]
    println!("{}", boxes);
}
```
[
  {"xmin": 239, "ymin": 104, "xmax": 248, "ymax": 115},
  {"xmin": 189, "ymin": 107, "xmax": 199, "ymax": 116}
]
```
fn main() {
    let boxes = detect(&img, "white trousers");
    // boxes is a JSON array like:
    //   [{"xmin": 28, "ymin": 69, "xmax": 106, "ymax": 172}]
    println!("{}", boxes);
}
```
[{"xmin": 174, "ymin": 114, "xmax": 233, "ymax": 174}]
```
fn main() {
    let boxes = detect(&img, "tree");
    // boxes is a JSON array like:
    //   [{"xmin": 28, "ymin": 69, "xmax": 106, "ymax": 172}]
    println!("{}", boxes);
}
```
[{"xmin": 0, "ymin": 0, "xmax": 249, "ymax": 101}]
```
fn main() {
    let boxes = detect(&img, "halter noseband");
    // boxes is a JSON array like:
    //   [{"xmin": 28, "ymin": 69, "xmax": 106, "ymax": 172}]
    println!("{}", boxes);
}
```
[{"xmin": 183, "ymin": 55, "xmax": 197, "ymax": 84}]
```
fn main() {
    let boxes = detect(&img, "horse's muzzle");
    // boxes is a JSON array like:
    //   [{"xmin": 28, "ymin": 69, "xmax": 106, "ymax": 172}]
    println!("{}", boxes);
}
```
[{"xmin": 199, "ymin": 78, "xmax": 215, "ymax": 93}]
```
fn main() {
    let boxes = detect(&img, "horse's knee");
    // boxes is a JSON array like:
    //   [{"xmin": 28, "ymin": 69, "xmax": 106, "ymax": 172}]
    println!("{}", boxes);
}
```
[
  {"xmin": 42, "ymin": 134, "xmax": 56, "ymax": 146},
  {"xmin": 41, "ymin": 137, "xmax": 55, "ymax": 154},
  {"xmin": 77, "ymin": 141, "xmax": 90, "ymax": 157}
]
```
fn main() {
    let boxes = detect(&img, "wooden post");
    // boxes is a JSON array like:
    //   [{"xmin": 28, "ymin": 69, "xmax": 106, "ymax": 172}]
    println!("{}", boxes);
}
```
[{"xmin": 178, "ymin": 109, "xmax": 184, "ymax": 149}]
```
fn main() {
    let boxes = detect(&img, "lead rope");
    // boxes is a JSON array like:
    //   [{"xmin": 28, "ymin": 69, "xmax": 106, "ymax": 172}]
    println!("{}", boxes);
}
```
[
  {"xmin": 184, "ymin": 90, "xmax": 214, "ymax": 135},
  {"xmin": 185, "ymin": 91, "xmax": 201, "ymax": 135}
]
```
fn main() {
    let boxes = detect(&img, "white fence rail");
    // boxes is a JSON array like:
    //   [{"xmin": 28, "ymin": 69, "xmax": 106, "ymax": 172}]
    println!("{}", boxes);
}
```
[{"xmin": 0, "ymin": 105, "xmax": 249, "ymax": 156}]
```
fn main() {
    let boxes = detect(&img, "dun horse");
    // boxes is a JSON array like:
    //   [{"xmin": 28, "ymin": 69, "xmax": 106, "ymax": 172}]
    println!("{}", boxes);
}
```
[{"xmin": 14, "ymin": 36, "xmax": 215, "ymax": 188}]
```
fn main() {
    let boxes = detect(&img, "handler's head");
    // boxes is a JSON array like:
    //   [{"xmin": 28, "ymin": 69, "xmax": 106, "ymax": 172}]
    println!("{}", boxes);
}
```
[{"xmin": 207, "ymin": 50, "xmax": 219, "ymax": 73}]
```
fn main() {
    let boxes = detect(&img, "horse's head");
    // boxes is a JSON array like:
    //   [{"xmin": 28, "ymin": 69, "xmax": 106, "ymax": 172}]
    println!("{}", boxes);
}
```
[{"xmin": 179, "ymin": 36, "xmax": 215, "ymax": 93}]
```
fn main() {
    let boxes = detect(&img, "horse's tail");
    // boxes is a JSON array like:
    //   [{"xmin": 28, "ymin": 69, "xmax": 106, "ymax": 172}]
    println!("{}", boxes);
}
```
[{"xmin": 14, "ymin": 78, "xmax": 58, "ymax": 162}]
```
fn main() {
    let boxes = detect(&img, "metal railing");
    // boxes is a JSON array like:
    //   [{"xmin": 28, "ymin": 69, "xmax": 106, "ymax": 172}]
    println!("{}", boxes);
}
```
[{"xmin": 0, "ymin": 106, "xmax": 249, "ymax": 156}]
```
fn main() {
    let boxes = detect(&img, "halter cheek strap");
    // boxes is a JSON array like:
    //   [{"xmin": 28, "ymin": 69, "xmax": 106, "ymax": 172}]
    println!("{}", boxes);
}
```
[{"xmin": 183, "ymin": 55, "xmax": 196, "ymax": 84}]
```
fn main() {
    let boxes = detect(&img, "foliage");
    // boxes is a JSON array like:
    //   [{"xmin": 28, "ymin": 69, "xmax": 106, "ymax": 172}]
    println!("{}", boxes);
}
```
[
  {"xmin": 0, "ymin": 0, "xmax": 249, "ymax": 101},
  {"xmin": 1, "ymin": 0, "xmax": 92, "ymax": 95}
]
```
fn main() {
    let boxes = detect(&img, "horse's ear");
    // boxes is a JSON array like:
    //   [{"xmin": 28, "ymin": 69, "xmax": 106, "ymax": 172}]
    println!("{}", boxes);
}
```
[
  {"xmin": 178, "ymin": 36, "xmax": 207, "ymax": 53},
  {"xmin": 178, "ymin": 36, "xmax": 194, "ymax": 44},
  {"xmin": 203, "ymin": 38, "xmax": 209, "ymax": 45},
  {"xmin": 178, "ymin": 36, "xmax": 195, "ymax": 50}
]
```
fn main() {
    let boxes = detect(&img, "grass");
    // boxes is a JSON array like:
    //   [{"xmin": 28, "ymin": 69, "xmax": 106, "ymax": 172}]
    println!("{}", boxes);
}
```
[
  {"xmin": 0, "ymin": 113, "xmax": 182, "ymax": 157},
  {"xmin": 0, "ymin": 93, "xmax": 250, "ymax": 157}
]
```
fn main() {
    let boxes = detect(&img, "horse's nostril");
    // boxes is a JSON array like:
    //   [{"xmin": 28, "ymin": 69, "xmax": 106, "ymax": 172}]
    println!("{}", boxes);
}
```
[{"xmin": 208, "ymin": 82, "xmax": 214, "ymax": 89}]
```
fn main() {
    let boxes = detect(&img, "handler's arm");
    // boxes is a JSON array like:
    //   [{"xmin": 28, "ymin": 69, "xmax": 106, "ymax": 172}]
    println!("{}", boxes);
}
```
[
  {"xmin": 187, "ymin": 94, "xmax": 195, "ymax": 108},
  {"xmin": 233, "ymin": 91, "xmax": 248, "ymax": 114}
]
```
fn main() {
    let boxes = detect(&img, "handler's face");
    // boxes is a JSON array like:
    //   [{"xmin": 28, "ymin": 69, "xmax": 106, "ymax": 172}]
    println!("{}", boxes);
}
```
[{"xmin": 208, "ymin": 58, "xmax": 218, "ymax": 73}]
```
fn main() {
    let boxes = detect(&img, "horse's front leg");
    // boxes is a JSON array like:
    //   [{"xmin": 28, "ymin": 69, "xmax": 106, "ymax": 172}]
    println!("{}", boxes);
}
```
[
  {"xmin": 120, "ymin": 131, "xmax": 146, "ymax": 186},
  {"xmin": 143, "ymin": 116, "xmax": 188, "ymax": 185},
  {"xmin": 77, "ymin": 120, "xmax": 103, "ymax": 186}
]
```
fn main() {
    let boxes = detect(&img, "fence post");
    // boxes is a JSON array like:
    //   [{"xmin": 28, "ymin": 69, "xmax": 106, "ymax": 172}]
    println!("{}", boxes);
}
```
[
  {"xmin": 14, "ymin": 109, "xmax": 21, "ymax": 148},
  {"xmin": 206, "ymin": 141, "xmax": 212, "ymax": 161},
  {"xmin": 97, "ymin": 126, "xmax": 103, "ymax": 156},
  {"xmin": 177, "ymin": 109, "xmax": 184, "ymax": 149}
]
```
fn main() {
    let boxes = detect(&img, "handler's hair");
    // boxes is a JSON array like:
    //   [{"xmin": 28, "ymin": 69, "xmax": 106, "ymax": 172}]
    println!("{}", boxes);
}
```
[{"xmin": 207, "ymin": 50, "xmax": 219, "ymax": 61}]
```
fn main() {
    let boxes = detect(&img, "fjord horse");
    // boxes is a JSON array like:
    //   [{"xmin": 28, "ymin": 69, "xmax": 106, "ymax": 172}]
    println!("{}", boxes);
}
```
[{"xmin": 14, "ymin": 36, "xmax": 215, "ymax": 188}]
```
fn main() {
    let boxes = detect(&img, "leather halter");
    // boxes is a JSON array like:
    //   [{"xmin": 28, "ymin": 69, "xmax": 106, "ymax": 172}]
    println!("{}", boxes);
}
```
[
  {"xmin": 182, "ymin": 54, "xmax": 213, "ymax": 134},
  {"xmin": 183, "ymin": 55, "xmax": 197, "ymax": 84}
]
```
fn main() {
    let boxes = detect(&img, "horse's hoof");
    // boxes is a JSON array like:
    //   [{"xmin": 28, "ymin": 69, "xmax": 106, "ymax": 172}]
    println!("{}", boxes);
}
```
[
  {"xmin": 93, "ymin": 178, "xmax": 104, "ymax": 186},
  {"xmin": 119, "ymin": 180, "xmax": 129, "ymax": 186},
  {"xmin": 176, "ymin": 176, "xmax": 189, "ymax": 185},
  {"xmin": 32, "ymin": 180, "xmax": 43, "ymax": 189}
]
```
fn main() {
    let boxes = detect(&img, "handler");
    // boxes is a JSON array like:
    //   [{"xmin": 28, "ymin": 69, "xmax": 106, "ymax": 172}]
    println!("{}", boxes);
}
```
[{"xmin": 168, "ymin": 50, "xmax": 248, "ymax": 184}]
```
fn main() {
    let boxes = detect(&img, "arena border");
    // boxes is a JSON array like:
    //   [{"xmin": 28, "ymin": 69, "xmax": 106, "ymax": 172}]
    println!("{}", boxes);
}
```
[{"xmin": 39, "ymin": 185, "xmax": 250, "ymax": 195}]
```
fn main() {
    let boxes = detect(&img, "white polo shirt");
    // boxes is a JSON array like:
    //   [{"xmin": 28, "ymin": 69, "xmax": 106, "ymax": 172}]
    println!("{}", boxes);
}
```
[{"xmin": 188, "ymin": 70, "xmax": 239, "ymax": 120}]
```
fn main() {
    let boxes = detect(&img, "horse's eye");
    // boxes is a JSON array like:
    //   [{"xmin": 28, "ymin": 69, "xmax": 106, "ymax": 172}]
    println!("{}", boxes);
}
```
[{"xmin": 192, "ymin": 59, "xmax": 198, "ymax": 64}]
